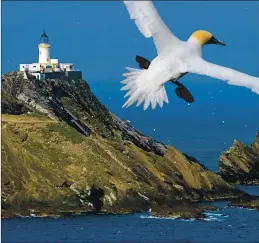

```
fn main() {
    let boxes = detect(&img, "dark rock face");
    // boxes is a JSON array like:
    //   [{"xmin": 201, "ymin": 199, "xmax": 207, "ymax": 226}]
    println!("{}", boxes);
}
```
[
  {"xmin": 228, "ymin": 194, "xmax": 259, "ymax": 210},
  {"xmin": 1, "ymin": 96, "xmax": 31, "ymax": 115},
  {"xmin": 105, "ymin": 189, "xmax": 151, "ymax": 214},
  {"xmin": 115, "ymin": 116, "xmax": 166, "ymax": 156},
  {"xmin": 1, "ymin": 72, "xmax": 166, "ymax": 155},
  {"xmin": 1, "ymin": 72, "xmax": 31, "ymax": 115},
  {"xmin": 151, "ymin": 201, "xmax": 205, "ymax": 220},
  {"xmin": 151, "ymin": 202, "xmax": 221, "ymax": 219},
  {"xmin": 199, "ymin": 204, "xmax": 219, "ymax": 211},
  {"xmin": 219, "ymin": 134, "xmax": 259, "ymax": 185},
  {"xmin": 79, "ymin": 186, "xmax": 104, "ymax": 213}
]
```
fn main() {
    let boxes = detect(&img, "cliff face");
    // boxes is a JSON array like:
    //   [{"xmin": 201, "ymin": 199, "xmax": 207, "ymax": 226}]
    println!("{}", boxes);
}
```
[
  {"xmin": 219, "ymin": 134, "xmax": 259, "ymax": 185},
  {"xmin": 1, "ymin": 72, "xmax": 241, "ymax": 217},
  {"xmin": 228, "ymin": 194, "xmax": 259, "ymax": 210},
  {"xmin": 2, "ymin": 72, "xmax": 166, "ymax": 156}
]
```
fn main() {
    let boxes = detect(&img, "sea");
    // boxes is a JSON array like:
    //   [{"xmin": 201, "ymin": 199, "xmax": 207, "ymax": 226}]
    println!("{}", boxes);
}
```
[{"xmin": 2, "ymin": 80, "xmax": 259, "ymax": 243}]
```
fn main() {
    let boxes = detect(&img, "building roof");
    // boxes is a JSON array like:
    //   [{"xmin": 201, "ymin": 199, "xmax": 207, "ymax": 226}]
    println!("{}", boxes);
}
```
[{"xmin": 40, "ymin": 31, "xmax": 50, "ymax": 44}]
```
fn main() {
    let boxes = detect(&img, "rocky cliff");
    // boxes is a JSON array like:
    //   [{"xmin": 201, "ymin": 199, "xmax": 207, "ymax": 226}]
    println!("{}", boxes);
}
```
[
  {"xmin": 219, "ymin": 133, "xmax": 259, "ymax": 185},
  {"xmin": 1, "ymin": 72, "xmax": 242, "ymax": 218},
  {"xmin": 228, "ymin": 194, "xmax": 259, "ymax": 210}
]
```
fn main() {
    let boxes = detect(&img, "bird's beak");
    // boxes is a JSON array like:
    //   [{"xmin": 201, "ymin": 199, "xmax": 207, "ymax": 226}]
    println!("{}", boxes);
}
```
[
  {"xmin": 208, "ymin": 36, "xmax": 226, "ymax": 46},
  {"xmin": 215, "ymin": 39, "xmax": 226, "ymax": 46}
]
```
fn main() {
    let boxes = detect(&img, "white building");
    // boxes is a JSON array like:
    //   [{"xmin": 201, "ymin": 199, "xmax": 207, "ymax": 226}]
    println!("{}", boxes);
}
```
[{"xmin": 20, "ymin": 31, "xmax": 82, "ymax": 81}]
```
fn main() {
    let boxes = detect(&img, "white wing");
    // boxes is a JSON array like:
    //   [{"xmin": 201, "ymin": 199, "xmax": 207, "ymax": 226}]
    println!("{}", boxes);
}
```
[
  {"xmin": 187, "ymin": 58, "xmax": 259, "ymax": 94},
  {"xmin": 123, "ymin": 1, "xmax": 182, "ymax": 54},
  {"xmin": 121, "ymin": 66, "xmax": 170, "ymax": 110}
]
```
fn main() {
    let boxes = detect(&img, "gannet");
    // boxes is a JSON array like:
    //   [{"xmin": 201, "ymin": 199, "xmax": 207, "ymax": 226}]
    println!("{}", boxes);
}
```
[
  {"xmin": 136, "ymin": 55, "xmax": 194, "ymax": 103},
  {"xmin": 120, "ymin": 1, "xmax": 259, "ymax": 110}
]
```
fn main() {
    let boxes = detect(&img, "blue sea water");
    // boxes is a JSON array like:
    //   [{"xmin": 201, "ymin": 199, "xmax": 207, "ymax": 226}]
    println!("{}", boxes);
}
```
[
  {"xmin": 2, "ymin": 192, "xmax": 259, "ymax": 243},
  {"xmin": 2, "ymin": 81, "xmax": 259, "ymax": 243}
]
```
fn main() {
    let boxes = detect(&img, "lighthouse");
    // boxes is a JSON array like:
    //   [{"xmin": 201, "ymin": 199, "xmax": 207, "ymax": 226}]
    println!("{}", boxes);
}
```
[
  {"xmin": 38, "ymin": 31, "xmax": 51, "ymax": 64},
  {"xmin": 19, "ymin": 31, "xmax": 82, "ymax": 80}
]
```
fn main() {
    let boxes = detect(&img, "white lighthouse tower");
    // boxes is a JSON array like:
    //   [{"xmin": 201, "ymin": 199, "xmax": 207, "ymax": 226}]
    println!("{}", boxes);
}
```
[
  {"xmin": 19, "ymin": 31, "xmax": 82, "ymax": 80},
  {"xmin": 38, "ymin": 31, "xmax": 51, "ymax": 63}
]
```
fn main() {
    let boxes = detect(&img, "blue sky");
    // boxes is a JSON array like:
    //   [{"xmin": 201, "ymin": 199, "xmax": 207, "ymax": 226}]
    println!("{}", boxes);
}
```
[{"xmin": 2, "ymin": 1, "xmax": 259, "ymax": 82}]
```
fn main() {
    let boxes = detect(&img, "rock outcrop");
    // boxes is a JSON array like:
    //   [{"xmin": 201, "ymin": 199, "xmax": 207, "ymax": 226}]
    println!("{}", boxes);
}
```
[
  {"xmin": 219, "ymin": 134, "xmax": 259, "ymax": 185},
  {"xmin": 151, "ymin": 203, "xmax": 205, "ymax": 220},
  {"xmin": 1, "ymin": 72, "xmax": 242, "ymax": 218},
  {"xmin": 228, "ymin": 194, "xmax": 259, "ymax": 210},
  {"xmin": 1, "ymin": 71, "xmax": 166, "ymax": 155}
]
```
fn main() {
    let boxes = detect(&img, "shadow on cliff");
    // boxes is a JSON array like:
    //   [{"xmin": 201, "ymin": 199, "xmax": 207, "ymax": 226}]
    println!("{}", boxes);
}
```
[{"xmin": 84, "ymin": 186, "xmax": 105, "ymax": 213}]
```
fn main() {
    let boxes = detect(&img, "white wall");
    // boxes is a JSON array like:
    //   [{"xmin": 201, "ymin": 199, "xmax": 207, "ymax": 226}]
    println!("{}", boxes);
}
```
[
  {"xmin": 29, "ymin": 63, "xmax": 41, "ymax": 72},
  {"xmin": 38, "ymin": 44, "xmax": 51, "ymax": 63},
  {"xmin": 51, "ymin": 59, "xmax": 58, "ymax": 64},
  {"xmin": 20, "ymin": 64, "xmax": 29, "ymax": 71},
  {"xmin": 60, "ymin": 63, "xmax": 74, "ymax": 71},
  {"xmin": 54, "ymin": 67, "xmax": 61, "ymax": 72}
]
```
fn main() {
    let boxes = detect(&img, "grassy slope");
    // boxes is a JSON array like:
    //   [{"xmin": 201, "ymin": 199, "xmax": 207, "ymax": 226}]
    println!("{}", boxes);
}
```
[{"xmin": 1, "ymin": 113, "xmax": 239, "ymax": 216}]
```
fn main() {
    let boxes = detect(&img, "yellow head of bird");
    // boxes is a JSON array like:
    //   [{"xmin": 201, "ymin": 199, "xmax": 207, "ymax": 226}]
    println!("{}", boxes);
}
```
[{"xmin": 189, "ymin": 30, "xmax": 226, "ymax": 46}]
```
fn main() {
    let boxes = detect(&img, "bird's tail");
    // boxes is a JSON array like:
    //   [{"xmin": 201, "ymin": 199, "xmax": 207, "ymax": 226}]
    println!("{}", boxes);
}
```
[{"xmin": 120, "ymin": 67, "xmax": 169, "ymax": 110}]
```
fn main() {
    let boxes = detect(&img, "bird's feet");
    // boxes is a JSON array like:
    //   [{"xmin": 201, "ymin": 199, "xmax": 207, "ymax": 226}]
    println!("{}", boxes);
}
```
[
  {"xmin": 174, "ymin": 82, "xmax": 195, "ymax": 103},
  {"xmin": 136, "ymin": 55, "xmax": 194, "ymax": 103}
]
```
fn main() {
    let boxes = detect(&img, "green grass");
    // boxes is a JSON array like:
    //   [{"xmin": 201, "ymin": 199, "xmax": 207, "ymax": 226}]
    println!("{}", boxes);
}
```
[
  {"xmin": 1, "ymin": 114, "xmax": 241, "ymax": 217},
  {"xmin": 46, "ymin": 123, "xmax": 84, "ymax": 144}
]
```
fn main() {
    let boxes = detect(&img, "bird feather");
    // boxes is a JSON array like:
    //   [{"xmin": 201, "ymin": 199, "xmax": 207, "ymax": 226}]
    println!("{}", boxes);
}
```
[
  {"xmin": 187, "ymin": 58, "xmax": 259, "ymax": 94},
  {"xmin": 123, "ymin": 1, "xmax": 182, "ymax": 54}
]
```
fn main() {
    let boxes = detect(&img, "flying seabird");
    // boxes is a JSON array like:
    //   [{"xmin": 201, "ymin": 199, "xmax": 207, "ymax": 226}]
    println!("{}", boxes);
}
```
[
  {"xmin": 135, "ymin": 55, "xmax": 194, "ymax": 103},
  {"xmin": 120, "ymin": 1, "xmax": 259, "ymax": 110}
]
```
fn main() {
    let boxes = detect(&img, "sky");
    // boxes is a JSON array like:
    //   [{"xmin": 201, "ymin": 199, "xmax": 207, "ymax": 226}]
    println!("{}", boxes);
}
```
[
  {"xmin": 2, "ymin": 1, "xmax": 259, "ymax": 170},
  {"xmin": 2, "ymin": 1, "xmax": 259, "ymax": 82}
]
